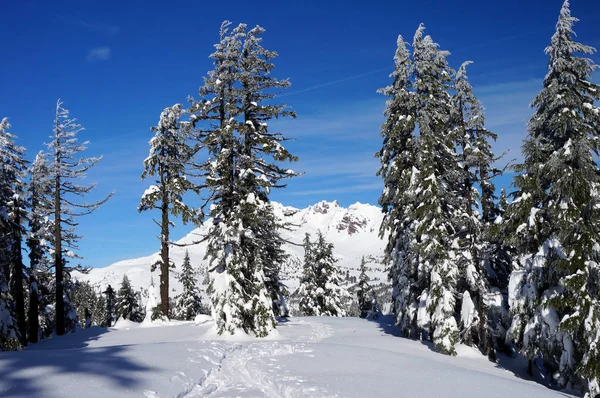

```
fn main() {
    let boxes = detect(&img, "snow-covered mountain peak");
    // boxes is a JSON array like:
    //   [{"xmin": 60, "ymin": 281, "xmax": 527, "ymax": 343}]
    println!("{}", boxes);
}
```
[{"xmin": 75, "ymin": 200, "xmax": 387, "ymax": 297}]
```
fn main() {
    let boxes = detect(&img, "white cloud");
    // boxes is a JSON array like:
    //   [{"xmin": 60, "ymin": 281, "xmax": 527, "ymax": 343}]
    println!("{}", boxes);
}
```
[{"xmin": 87, "ymin": 47, "xmax": 111, "ymax": 62}]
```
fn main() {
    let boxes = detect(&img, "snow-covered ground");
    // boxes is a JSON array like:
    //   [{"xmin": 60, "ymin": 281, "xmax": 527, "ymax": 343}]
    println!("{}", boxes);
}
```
[{"xmin": 0, "ymin": 316, "xmax": 571, "ymax": 397}]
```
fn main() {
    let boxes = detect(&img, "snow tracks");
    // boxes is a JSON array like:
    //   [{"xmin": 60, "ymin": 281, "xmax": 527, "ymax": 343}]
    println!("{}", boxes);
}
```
[{"xmin": 182, "ymin": 319, "xmax": 334, "ymax": 398}]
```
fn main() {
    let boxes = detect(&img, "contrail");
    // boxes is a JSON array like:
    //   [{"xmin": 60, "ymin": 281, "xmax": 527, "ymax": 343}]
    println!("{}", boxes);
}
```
[
  {"xmin": 276, "ymin": 28, "xmax": 549, "ymax": 99},
  {"xmin": 276, "ymin": 67, "xmax": 390, "ymax": 98}
]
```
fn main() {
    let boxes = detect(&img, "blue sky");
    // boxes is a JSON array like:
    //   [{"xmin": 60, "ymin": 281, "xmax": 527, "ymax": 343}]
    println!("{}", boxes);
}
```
[{"xmin": 2, "ymin": 0, "xmax": 599, "ymax": 268}]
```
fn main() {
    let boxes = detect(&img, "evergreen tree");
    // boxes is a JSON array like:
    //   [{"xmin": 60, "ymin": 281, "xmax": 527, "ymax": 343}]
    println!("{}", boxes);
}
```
[
  {"xmin": 297, "ymin": 233, "xmax": 318, "ymax": 316},
  {"xmin": 103, "ymin": 285, "xmax": 116, "ymax": 327},
  {"xmin": 0, "ymin": 117, "xmax": 28, "ymax": 347},
  {"xmin": 376, "ymin": 35, "xmax": 419, "ymax": 334},
  {"xmin": 296, "ymin": 232, "xmax": 348, "ymax": 317},
  {"xmin": 94, "ymin": 293, "xmax": 107, "ymax": 327},
  {"xmin": 47, "ymin": 100, "xmax": 113, "ymax": 335},
  {"xmin": 139, "ymin": 103, "xmax": 202, "ymax": 318},
  {"xmin": 506, "ymin": 2, "xmax": 600, "ymax": 394},
  {"xmin": 410, "ymin": 25, "xmax": 461, "ymax": 355},
  {"xmin": 357, "ymin": 256, "xmax": 371, "ymax": 318},
  {"xmin": 175, "ymin": 251, "xmax": 203, "ymax": 320},
  {"xmin": 26, "ymin": 151, "xmax": 53, "ymax": 343},
  {"xmin": 116, "ymin": 275, "xmax": 142, "ymax": 322},
  {"xmin": 452, "ymin": 60, "xmax": 504, "ymax": 357},
  {"xmin": 191, "ymin": 22, "xmax": 298, "ymax": 336}
]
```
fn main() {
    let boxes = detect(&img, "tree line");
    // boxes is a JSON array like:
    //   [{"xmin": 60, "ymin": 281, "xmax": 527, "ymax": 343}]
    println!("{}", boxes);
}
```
[{"xmin": 378, "ymin": 1, "xmax": 600, "ymax": 396}]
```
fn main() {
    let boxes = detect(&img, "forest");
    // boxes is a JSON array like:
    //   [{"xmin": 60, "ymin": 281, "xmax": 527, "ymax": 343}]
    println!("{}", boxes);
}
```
[{"xmin": 1, "ymin": 1, "xmax": 599, "ymax": 396}]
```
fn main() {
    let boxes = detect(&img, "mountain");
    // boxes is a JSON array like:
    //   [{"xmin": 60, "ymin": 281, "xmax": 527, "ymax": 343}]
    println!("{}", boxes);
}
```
[{"xmin": 74, "ymin": 200, "xmax": 389, "ymax": 308}]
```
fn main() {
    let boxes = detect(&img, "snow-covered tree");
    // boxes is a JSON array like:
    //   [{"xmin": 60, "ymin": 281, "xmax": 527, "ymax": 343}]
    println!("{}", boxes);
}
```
[
  {"xmin": 71, "ymin": 281, "xmax": 98, "ymax": 328},
  {"xmin": 297, "ymin": 233, "xmax": 318, "ymax": 316},
  {"xmin": 94, "ymin": 293, "xmax": 107, "ymax": 327},
  {"xmin": 103, "ymin": 284, "xmax": 116, "ymax": 327},
  {"xmin": 26, "ymin": 151, "xmax": 53, "ymax": 343},
  {"xmin": 506, "ymin": 2, "xmax": 600, "ymax": 394},
  {"xmin": 452, "ymin": 60, "xmax": 506, "ymax": 357},
  {"xmin": 408, "ymin": 25, "xmax": 461, "ymax": 355},
  {"xmin": 357, "ymin": 256, "xmax": 371, "ymax": 318},
  {"xmin": 296, "ymin": 232, "xmax": 348, "ymax": 317},
  {"xmin": 0, "ymin": 117, "xmax": 28, "ymax": 348},
  {"xmin": 376, "ymin": 35, "xmax": 419, "ymax": 333},
  {"xmin": 47, "ymin": 100, "xmax": 113, "ymax": 335},
  {"xmin": 115, "ymin": 275, "xmax": 142, "ymax": 322},
  {"xmin": 174, "ymin": 251, "xmax": 203, "ymax": 320},
  {"xmin": 139, "ymin": 104, "xmax": 202, "ymax": 318},
  {"xmin": 191, "ymin": 22, "xmax": 298, "ymax": 337}
]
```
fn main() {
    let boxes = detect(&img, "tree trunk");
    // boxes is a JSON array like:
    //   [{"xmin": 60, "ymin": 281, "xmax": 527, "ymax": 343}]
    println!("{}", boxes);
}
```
[
  {"xmin": 10, "ymin": 200, "xmax": 26, "ymax": 346},
  {"xmin": 28, "ymin": 276, "xmax": 39, "ymax": 343},
  {"xmin": 54, "ymin": 162, "xmax": 65, "ymax": 336},
  {"xmin": 527, "ymin": 359, "xmax": 534, "ymax": 377},
  {"xmin": 160, "ymin": 197, "xmax": 170, "ymax": 317}
]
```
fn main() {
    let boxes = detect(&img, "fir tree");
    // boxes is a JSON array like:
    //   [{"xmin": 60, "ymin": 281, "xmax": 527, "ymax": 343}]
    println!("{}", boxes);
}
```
[
  {"xmin": 116, "ymin": 275, "xmax": 142, "ymax": 322},
  {"xmin": 297, "ymin": 233, "xmax": 318, "ymax": 316},
  {"xmin": 506, "ymin": 2, "xmax": 600, "ymax": 394},
  {"xmin": 410, "ymin": 25, "xmax": 460, "ymax": 355},
  {"xmin": 175, "ymin": 251, "xmax": 203, "ymax": 320},
  {"xmin": 139, "ymin": 104, "xmax": 202, "ymax": 318},
  {"xmin": 94, "ymin": 293, "xmax": 107, "ymax": 327},
  {"xmin": 357, "ymin": 256, "xmax": 371, "ymax": 318},
  {"xmin": 297, "ymin": 232, "xmax": 348, "ymax": 317},
  {"xmin": 26, "ymin": 151, "xmax": 53, "ymax": 343},
  {"xmin": 103, "ymin": 285, "xmax": 116, "ymax": 327},
  {"xmin": 0, "ymin": 117, "xmax": 28, "ymax": 347},
  {"xmin": 376, "ymin": 35, "xmax": 419, "ymax": 334},
  {"xmin": 191, "ymin": 22, "xmax": 298, "ymax": 336},
  {"xmin": 47, "ymin": 100, "xmax": 113, "ymax": 335}
]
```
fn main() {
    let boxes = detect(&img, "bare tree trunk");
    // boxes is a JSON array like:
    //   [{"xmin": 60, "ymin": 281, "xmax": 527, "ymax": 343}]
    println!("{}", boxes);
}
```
[
  {"xmin": 160, "ymin": 194, "xmax": 169, "ymax": 317},
  {"xmin": 10, "ymin": 199, "xmax": 26, "ymax": 346},
  {"xmin": 54, "ymin": 156, "xmax": 65, "ymax": 336}
]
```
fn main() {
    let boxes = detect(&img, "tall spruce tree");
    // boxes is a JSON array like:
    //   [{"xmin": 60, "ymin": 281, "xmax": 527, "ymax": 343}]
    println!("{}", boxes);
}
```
[
  {"xmin": 297, "ymin": 233, "xmax": 318, "ymax": 316},
  {"xmin": 47, "ymin": 100, "xmax": 112, "ymax": 335},
  {"xmin": 357, "ymin": 256, "xmax": 371, "ymax": 319},
  {"xmin": 192, "ymin": 22, "xmax": 298, "ymax": 336},
  {"xmin": 506, "ymin": 2, "xmax": 600, "ymax": 395},
  {"xmin": 26, "ymin": 151, "xmax": 53, "ymax": 343},
  {"xmin": 410, "ymin": 25, "xmax": 461, "ymax": 354},
  {"xmin": 139, "ymin": 103, "xmax": 202, "ymax": 317},
  {"xmin": 0, "ymin": 118, "xmax": 22, "ymax": 350},
  {"xmin": 376, "ymin": 35, "xmax": 419, "ymax": 335},
  {"xmin": 452, "ymin": 61, "xmax": 505, "ymax": 356},
  {"xmin": 175, "ymin": 251, "xmax": 203, "ymax": 320},
  {"xmin": 0, "ymin": 117, "xmax": 28, "ymax": 347}
]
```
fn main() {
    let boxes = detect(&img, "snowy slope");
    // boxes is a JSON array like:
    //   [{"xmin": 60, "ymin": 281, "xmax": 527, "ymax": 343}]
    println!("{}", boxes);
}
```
[
  {"xmin": 74, "ymin": 200, "xmax": 388, "ymax": 298},
  {"xmin": 0, "ymin": 316, "xmax": 573, "ymax": 397}
]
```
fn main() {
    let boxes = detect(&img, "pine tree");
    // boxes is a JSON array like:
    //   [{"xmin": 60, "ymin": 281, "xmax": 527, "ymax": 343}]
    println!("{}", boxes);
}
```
[
  {"xmin": 0, "ymin": 117, "xmax": 28, "ymax": 347},
  {"xmin": 139, "ymin": 104, "xmax": 202, "ymax": 318},
  {"xmin": 297, "ymin": 232, "xmax": 348, "ymax": 317},
  {"xmin": 452, "ymin": 60, "xmax": 504, "ymax": 357},
  {"xmin": 47, "ymin": 100, "xmax": 113, "ymax": 335},
  {"xmin": 191, "ymin": 22, "xmax": 298, "ymax": 336},
  {"xmin": 376, "ymin": 35, "xmax": 419, "ymax": 334},
  {"xmin": 103, "ymin": 285, "xmax": 116, "ymax": 327},
  {"xmin": 115, "ymin": 275, "xmax": 142, "ymax": 322},
  {"xmin": 506, "ymin": 2, "xmax": 600, "ymax": 394},
  {"xmin": 409, "ymin": 25, "xmax": 461, "ymax": 355},
  {"xmin": 94, "ymin": 293, "xmax": 107, "ymax": 327},
  {"xmin": 175, "ymin": 251, "xmax": 203, "ymax": 321},
  {"xmin": 26, "ymin": 151, "xmax": 53, "ymax": 343},
  {"xmin": 357, "ymin": 256, "xmax": 371, "ymax": 318},
  {"xmin": 297, "ymin": 233, "xmax": 318, "ymax": 316}
]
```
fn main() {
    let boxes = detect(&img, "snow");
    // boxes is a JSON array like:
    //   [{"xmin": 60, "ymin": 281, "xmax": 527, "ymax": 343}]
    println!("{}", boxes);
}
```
[
  {"xmin": 0, "ymin": 316, "xmax": 571, "ymax": 397},
  {"xmin": 74, "ymin": 201, "xmax": 388, "ymax": 298}
]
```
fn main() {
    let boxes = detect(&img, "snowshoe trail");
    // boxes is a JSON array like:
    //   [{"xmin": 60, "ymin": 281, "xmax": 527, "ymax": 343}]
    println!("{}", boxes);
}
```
[{"xmin": 181, "ymin": 320, "xmax": 336, "ymax": 398}]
